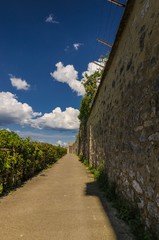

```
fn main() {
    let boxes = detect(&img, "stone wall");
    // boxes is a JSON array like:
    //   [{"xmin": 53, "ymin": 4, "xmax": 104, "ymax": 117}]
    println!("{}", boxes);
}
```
[{"xmin": 77, "ymin": 0, "xmax": 159, "ymax": 235}]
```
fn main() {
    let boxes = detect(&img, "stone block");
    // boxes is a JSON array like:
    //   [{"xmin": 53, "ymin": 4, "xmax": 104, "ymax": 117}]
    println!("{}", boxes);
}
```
[
  {"xmin": 134, "ymin": 125, "xmax": 143, "ymax": 132},
  {"xmin": 156, "ymin": 193, "xmax": 159, "ymax": 207},
  {"xmin": 139, "ymin": 130, "xmax": 147, "ymax": 142},
  {"xmin": 144, "ymin": 120, "xmax": 153, "ymax": 127},
  {"xmin": 147, "ymin": 202, "xmax": 158, "ymax": 218},
  {"xmin": 132, "ymin": 180, "xmax": 143, "ymax": 194},
  {"xmin": 145, "ymin": 186, "xmax": 155, "ymax": 199},
  {"xmin": 148, "ymin": 132, "xmax": 159, "ymax": 141}
]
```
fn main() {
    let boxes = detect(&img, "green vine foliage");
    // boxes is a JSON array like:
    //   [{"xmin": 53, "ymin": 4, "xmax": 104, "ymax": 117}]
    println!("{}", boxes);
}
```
[
  {"xmin": 78, "ymin": 63, "xmax": 105, "ymax": 124},
  {"xmin": 0, "ymin": 129, "xmax": 67, "ymax": 194}
]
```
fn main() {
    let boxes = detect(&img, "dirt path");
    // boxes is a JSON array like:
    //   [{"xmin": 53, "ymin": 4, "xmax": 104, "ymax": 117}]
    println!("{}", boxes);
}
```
[{"xmin": 0, "ymin": 154, "xmax": 134, "ymax": 240}]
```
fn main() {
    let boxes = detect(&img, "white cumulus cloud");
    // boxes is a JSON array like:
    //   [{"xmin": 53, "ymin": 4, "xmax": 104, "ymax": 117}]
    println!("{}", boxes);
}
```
[
  {"xmin": 51, "ymin": 60, "xmax": 105, "ymax": 96},
  {"xmin": 45, "ymin": 14, "xmax": 59, "ymax": 24},
  {"xmin": 0, "ymin": 92, "xmax": 41, "ymax": 126},
  {"xmin": 56, "ymin": 140, "xmax": 68, "ymax": 147},
  {"xmin": 0, "ymin": 92, "xmax": 80, "ymax": 131},
  {"xmin": 10, "ymin": 75, "xmax": 30, "ymax": 90},
  {"xmin": 50, "ymin": 62, "xmax": 85, "ymax": 96},
  {"xmin": 82, "ymin": 61, "xmax": 104, "ymax": 79},
  {"xmin": 73, "ymin": 43, "xmax": 83, "ymax": 51},
  {"xmin": 31, "ymin": 107, "xmax": 80, "ymax": 130}
]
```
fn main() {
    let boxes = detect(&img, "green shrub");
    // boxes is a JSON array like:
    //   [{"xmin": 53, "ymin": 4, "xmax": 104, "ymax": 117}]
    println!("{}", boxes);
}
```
[{"xmin": 0, "ymin": 129, "xmax": 67, "ymax": 195}]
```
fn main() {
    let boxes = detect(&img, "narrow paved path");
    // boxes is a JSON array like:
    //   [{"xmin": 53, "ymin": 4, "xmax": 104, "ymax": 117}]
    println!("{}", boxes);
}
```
[{"xmin": 0, "ymin": 154, "xmax": 134, "ymax": 240}]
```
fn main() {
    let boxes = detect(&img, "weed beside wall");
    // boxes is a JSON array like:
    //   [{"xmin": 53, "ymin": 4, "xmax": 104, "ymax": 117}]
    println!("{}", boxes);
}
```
[{"xmin": 79, "ymin": 155, "xmax": 157, "ymax": 240}]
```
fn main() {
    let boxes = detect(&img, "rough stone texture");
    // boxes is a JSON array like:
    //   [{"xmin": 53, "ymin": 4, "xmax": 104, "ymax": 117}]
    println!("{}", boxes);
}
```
[
  {"xmin": 75, "ymin": 0, "xmax": 159, "ymax": 236},
  {"xmin": 132, "ymin": 180, "xmax": 143, "ymax": 194}
]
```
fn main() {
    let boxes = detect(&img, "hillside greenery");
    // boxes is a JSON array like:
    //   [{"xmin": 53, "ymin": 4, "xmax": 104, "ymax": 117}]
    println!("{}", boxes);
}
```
[{"xmin": 0, "ymin": 129, "xmax": 66, "ymax": 195}]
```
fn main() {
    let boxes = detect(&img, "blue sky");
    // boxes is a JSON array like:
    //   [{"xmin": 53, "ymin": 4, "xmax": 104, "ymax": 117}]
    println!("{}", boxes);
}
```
[{"xmin": 0, "ymin": 0, "xmax": 126, "ymax": 146}]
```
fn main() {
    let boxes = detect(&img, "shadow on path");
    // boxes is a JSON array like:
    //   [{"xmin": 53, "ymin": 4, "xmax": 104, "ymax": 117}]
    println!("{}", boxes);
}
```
[{"xmin": 85, "ymin": 180, "xmax": 135, "ymax": 240}]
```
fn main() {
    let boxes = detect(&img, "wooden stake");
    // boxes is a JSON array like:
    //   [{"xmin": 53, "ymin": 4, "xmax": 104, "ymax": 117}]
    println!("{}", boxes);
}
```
[
  {"xmin": 107, "ymin": 0, "xmax": 126, "ymax": 7},
  {"xmin": 97, "ymin": 38, "xmax": 112, "ymax": 48},
  {"xmin": 93, "ymin": 61, "xmax": 104, "ymax": 68}
]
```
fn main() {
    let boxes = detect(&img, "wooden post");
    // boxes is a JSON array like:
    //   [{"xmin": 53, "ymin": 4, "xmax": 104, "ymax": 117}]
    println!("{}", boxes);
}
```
[
  {"xmin": 93, "ymin": 61, "xmax": 104, "ymax": 68},
  {"xmin": 107, "ymin": 0, "xmax": 126, "ymax": 7},
  {"xmin": 97, "ymin": 38, "xmax": 112, "ymax": 48}
]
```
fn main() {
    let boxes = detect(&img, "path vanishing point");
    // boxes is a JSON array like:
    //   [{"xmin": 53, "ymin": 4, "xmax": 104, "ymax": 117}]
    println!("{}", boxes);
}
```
[{"xmin": 0, "ymin": 154, "xmax": 134, "ymax": 240}]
